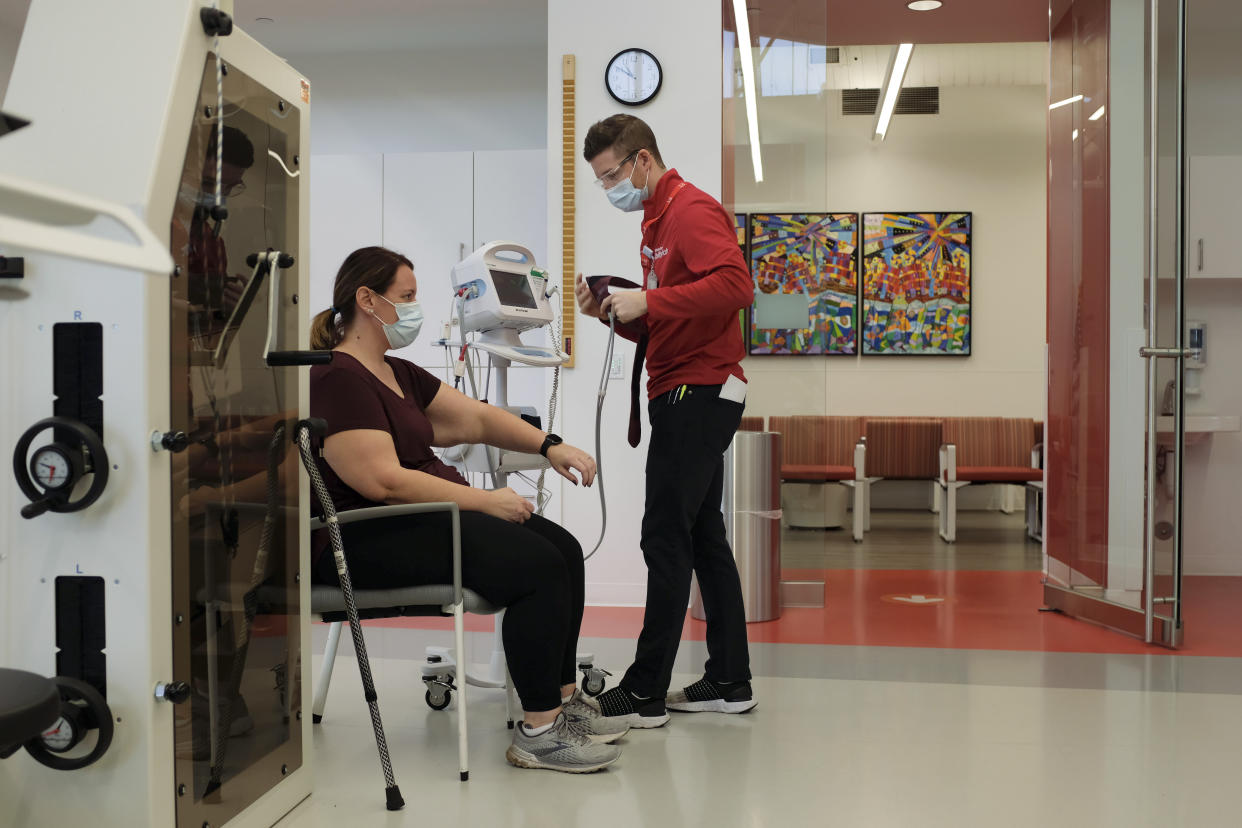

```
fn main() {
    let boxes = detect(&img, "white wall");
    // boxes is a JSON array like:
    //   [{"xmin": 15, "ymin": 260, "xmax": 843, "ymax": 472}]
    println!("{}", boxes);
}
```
[
  {"xmin": 731, "ymin": 84, "xmax": 1048, "ymax": 420},
  {"xmin": 278, "ymin": 47, "xmax": 546, "ymax": 155},
  {"xmin": 548, "ymin": 0, "xmax": 723, "ymax": 605}
]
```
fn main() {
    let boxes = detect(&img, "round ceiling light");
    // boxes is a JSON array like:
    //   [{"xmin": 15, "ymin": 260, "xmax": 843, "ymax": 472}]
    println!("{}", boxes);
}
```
[{"xmin": 907, "ymin": 1, "xmax": 943, "ymax": 10}]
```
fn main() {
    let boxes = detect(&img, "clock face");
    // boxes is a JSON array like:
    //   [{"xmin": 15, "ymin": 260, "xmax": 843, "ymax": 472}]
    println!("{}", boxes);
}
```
[{"xmin": 606, "ymin": 49, "xmax": 662, "ymax": 106}]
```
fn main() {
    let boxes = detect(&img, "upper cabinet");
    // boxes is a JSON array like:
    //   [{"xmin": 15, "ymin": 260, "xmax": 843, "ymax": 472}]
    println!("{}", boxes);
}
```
[{"xmin": 1188, "ymin": 155, "xmax": 1242, "ymax": 279}]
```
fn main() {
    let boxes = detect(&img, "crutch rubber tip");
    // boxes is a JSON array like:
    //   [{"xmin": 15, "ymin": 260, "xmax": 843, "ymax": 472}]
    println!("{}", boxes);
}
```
[
  {"xmin": 507, "ymin": 720, "xmax": 514, "ymax": 730},
  {"xmin": 312, "ymin": 714, "xmax": 322, "ymax": 724},
  {"xmin": 385, "ymin": 785, "xmax": 404, "ymax": 811},
  {"xmin": 460, "ymin": 771, "xmax": 469, "ymax": 782}
]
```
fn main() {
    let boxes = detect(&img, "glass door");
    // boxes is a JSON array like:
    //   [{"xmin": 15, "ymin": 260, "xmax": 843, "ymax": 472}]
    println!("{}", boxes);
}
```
[{"xmin": 1043, "ymin": 0, "xmax": 1190, "ymax": 646}]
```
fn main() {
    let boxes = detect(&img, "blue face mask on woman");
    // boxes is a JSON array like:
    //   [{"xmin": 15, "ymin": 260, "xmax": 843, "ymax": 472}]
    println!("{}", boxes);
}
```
[
  {"xmin": 370, "ymin": 292, "xmax": 424, "ymax": 350},
  {"xmin": 606, "ymin": 159, "xmax": 651, "ymax": 213}
]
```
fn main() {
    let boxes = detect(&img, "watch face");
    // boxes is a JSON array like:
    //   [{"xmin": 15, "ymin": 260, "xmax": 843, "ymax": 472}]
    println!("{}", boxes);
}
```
[{"xmin": 606, "ymin": 49, "xmax": 662, "ymax": 106}]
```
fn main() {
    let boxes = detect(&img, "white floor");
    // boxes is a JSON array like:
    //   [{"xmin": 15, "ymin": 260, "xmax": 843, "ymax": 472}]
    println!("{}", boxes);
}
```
[{"xmin": 274, "ymin": 631, "xmax": 1242, "ymax": 828}]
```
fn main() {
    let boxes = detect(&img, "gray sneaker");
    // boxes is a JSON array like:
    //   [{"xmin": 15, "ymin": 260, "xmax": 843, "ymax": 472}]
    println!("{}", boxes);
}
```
[
  {"xmin": 562, "ymin": 689, "xmax": 630, "ymax": 744},
  {"xmin": 506, "ymin": 712, "xmax": 621, "ymax": 773}
]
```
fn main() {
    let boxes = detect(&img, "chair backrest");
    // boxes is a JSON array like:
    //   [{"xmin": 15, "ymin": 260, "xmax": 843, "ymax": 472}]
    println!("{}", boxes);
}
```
[
  {"xmin": 863, "ymin": 417, "xmax": 942, "ymax": 478},
  {"xmin": 942, "ymin": 417, "xmax": 1036, "ymax": 467},
  {"xmin": 738, "ymin": 415, "xmax": 765, "ymax": 432},
  {"xmin": 767, "ymin": 415, "xmax": 862, "ymax": 466}
]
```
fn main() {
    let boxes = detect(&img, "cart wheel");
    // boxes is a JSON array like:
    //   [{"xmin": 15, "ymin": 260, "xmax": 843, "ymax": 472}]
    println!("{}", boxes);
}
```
[
  {"xmin": 425, "ymin": 688, "xmax": 451, "ymax": 711},
  {"xmin": 583, "ymin": 674, "xmax": 606, "ymax": 697}
]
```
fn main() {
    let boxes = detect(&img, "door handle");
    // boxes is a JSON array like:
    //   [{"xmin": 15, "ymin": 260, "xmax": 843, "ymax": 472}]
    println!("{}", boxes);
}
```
[
  {"xmin": 1138, "ymin": 346, "xmax": 1194, "ymax": 358},
  {"xmin": 1197, "ymin": 238, "xmax": 1204, "ymax": 272}
]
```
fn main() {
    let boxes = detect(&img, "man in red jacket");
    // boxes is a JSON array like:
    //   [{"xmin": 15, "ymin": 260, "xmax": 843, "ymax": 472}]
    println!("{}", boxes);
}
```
[{"xmin": 574, "ymin": 114, "xmax": 757, "ymax": 729}]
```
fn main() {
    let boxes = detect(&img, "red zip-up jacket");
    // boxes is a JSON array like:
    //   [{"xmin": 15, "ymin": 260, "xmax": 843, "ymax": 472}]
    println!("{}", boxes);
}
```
[{"xmin": 607, "ymin": 168, "xmax": 753, "ymax": 399}]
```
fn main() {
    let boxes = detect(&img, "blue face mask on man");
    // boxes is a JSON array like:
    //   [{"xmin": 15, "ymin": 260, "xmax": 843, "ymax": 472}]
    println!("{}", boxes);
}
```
[
  {"xmin": 370, "ymin": 291, "xmax": 424, "ymax": 350},
  {"xmin": 606, "ymin": 157, "xmax": 651, "ymax": 213}
]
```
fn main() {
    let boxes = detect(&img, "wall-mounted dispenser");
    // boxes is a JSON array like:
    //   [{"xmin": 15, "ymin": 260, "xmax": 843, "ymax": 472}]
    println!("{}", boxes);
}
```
[{"xmin": 1186, "ymin": 320, "xmax": 1205, "ymax": 396}]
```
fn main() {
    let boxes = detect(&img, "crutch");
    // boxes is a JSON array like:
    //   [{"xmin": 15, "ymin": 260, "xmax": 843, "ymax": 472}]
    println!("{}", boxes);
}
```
[{"xmin": 297, "ymin": 418, "xmax": 404, "ymax": 811}]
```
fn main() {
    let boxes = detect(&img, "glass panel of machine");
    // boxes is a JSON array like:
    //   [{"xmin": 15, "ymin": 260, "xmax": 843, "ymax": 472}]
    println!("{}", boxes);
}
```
[
  {"xmin": 490, "ymin": 269, "xmax": 538, "ymax": 309},
  {"xmin": 168, "ymin": 54, "xmax": 302, "ymax": 828}
]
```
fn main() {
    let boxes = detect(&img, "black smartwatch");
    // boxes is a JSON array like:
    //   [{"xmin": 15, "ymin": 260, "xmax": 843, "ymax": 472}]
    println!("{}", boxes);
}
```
[{"xmin": 539, "ymin": 433, "xmax": 563, "ymax": 457}]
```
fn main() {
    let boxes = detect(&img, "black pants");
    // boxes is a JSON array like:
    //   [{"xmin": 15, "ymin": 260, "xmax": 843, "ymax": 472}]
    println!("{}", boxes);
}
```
[
  {"xmin": 313, "ymin": 511, "xmax": 583, "ymax": 713},
  {"xmin": 621, "ymin": 384, "xmax": 752, "ymax": 697}
]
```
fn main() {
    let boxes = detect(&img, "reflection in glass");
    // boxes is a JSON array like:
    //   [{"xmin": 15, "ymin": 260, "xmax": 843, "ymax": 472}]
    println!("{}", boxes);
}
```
[{"xmin": 168, "ymin": 54, "xmax": 302, "ymax": 828}]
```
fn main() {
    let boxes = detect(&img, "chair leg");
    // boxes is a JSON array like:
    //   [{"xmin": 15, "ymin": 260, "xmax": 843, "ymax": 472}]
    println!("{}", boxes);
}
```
[
  {"xmin": 852, "ymin": 482, "xmax": 864, "ymax": 543},
  {"xmin": 312, "ymin": 621, "xmax": 343, "ymax": 723},
  {"xmin": 940, "ymin": 484, "xmax": 959, "ymax": 543},
  {"xmin": 863, "ymin": 481, "xmax": 873, "ymax": 531},
  {"xmin": 932, "ymin": 483, "xmax": 942, "ymax": 514},
  {"xmin": 453, "ymin": 601, "xmax": 469, "ymax": 781}
]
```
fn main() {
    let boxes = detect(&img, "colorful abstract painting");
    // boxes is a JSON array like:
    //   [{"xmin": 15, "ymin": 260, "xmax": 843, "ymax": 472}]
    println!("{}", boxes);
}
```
[
  {"xmin": 748, "ymin": 213, "xmax": 858, "ymax": 355},
  {"xmin": 734, "ymin": 213, "xmax": 747, "ymax": 251},
  {"xmin": 861, "ymin": 213, "xmax": 971, "ymax": 356}
]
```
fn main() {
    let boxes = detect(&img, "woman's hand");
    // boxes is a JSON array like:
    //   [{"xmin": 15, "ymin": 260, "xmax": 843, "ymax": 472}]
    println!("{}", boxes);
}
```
[
  {"xmin": 547, "ymin": 443, "xmax": 596, "ymax": 487},
  {"xmin": 575, "ymin": 273, "xmax": 604, "ymax": 319},
  {"xmin": 483, "ymin": 486, "xmax": 535, "ymax": 523}
]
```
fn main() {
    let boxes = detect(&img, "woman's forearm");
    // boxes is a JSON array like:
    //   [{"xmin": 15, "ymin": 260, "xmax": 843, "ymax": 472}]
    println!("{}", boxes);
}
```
[
  {"xmin": 477, "ymin": 405, "xmax": 546, "ymax": 455},
  {"xmin": 378, "ymin": 466, "xmax": 492, "ymax": 511}
]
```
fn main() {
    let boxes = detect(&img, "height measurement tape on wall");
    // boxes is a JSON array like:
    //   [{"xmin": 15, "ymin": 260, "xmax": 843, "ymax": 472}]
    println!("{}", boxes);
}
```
[{"xmin": 561, "ymin": 54, "xmax": 576, "ymax": 368}]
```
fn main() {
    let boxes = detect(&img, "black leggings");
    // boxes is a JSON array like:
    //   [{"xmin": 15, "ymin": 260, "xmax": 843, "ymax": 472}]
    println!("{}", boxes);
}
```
[{"xmin": 313, "ymin": 511, "xmax": 584, "ymax": 713}]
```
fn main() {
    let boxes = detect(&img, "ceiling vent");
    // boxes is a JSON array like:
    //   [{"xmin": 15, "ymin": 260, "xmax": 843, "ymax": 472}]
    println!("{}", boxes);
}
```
[
  {"xmin": 842, "ymin": 86, "xmax": 940, "ymax": 116},
  {"xmin": 811, "ymin": 46, "xmax": 842, "ymax": 65},
  {"xmin": 825, "ymin": 46, "xmax": 841, "ymax": 64}
]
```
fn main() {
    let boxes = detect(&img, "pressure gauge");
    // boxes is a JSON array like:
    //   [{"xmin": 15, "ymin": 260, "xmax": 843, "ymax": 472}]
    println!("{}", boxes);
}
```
[
  {"xmin": 30, "ymin": 445, "xmax": 78, "ymax": 491},
  {"xmin": 39, "ymin": 715, "xmax": 79, "ymax": 753}
]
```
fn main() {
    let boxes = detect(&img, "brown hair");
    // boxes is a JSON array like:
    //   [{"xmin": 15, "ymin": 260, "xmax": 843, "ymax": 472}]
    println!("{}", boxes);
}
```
[
  {"xmin": 583, "ymin": 113, "xmax": 665, "ymax": 167},
  {"xmin": 310, "ymin": 246, "xmax": 414, "ymax": 350}
]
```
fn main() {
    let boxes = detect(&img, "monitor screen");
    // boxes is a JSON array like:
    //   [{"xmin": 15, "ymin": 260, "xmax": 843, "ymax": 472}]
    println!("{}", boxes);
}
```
[{"xmin": 490, "ymin": 269, "xmax": 538, "ymax": 309}]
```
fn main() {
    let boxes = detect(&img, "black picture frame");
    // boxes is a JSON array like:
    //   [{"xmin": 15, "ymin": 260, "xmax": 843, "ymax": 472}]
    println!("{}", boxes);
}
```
[{"xmin": 859, "ymin": 212, "xmax": 972, "ymax": 357}]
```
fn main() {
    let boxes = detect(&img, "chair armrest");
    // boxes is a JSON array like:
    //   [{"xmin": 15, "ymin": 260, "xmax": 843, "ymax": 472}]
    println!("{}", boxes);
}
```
[
  {"xmin": 311, "ymin": 503, "xmax": 465, "ymax": 609},
  {"xmin": 311, "ymin": 502, "xmax": 460, "ymax": 529},
  {"xmin": 853, "ymin": 440, "xmax": 866, "ymax": 481},
  {"xmin": 939, "ymin": 443, "xmax": 957, "ymax": 484}
]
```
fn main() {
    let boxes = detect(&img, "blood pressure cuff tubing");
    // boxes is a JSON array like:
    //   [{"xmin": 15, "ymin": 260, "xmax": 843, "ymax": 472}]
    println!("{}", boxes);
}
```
[{"xmin": 584, "ymin": 274, "xmax": 647, "ymax": 447}]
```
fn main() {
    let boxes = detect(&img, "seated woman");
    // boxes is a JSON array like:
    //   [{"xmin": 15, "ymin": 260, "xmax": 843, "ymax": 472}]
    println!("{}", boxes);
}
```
[{"xmin": 309, "ymin": 246, "xmax": 624, "ymax": 773}]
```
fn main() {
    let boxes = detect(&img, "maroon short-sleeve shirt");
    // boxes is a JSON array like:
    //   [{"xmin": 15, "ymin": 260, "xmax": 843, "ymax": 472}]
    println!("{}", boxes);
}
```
[{"xmin": 310, "ymin": 351, "xmax": 468, "ymax": 516}]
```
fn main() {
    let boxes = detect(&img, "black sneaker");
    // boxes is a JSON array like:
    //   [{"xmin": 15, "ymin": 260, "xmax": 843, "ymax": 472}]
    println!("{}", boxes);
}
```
[
  {"xmin": 592, "ymin": 686, "xmax": 670, "ymax": 729},
  {"xmin": 665, "ymin": 678, "xmax": 757, "ymax": 714}
]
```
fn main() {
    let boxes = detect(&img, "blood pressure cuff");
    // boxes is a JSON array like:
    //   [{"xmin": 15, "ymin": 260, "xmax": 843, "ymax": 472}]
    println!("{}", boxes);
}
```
[
  {"xmin": 584, "ymin": 275, "xmax": 647, "ymax": 340},
  {"xmin": 584, "ymin": 274, "xmax": 648, "ymax": 448}
]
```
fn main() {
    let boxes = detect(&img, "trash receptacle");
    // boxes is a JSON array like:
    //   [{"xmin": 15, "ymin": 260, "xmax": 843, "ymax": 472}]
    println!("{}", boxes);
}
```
[{"xmin": 691, "ymin": 430, "xmax": 782, "ymax": 623}]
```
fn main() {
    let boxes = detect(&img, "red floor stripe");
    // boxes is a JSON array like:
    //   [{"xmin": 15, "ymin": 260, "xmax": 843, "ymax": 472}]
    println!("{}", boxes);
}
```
[{"xmin": 349, "ymin": 570, "xmax": 1242, "ymax": 657}]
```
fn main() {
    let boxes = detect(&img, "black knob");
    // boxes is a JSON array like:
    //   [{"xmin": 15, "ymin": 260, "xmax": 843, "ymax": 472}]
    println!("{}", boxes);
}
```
[
  {"xmin": 161, "ymin": 432, "xmax": 190, "ymax": 453},
  {"xmin": 20, "ymin": 498, "xmax": 56, "ymax": 520},
  {"xmin": 155, "ymin": 681, "xmax": 191, "ymax": 704},
  {"xmin": 277, "ymin": 253, "xmax": 295, "ymax": 268},
  {"xmin": 200, "ymin": 7, "xmax": 234, "ymax": 36}
]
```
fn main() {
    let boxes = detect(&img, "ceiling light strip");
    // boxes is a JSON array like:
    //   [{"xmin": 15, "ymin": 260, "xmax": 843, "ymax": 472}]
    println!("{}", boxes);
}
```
[
  {"xmin": 874, "ymin": 43, "xmax": 914, "ymax": 141},
  {"xmin": 733, "ymin": 0, "xmax": 764, "ymax": 182}
]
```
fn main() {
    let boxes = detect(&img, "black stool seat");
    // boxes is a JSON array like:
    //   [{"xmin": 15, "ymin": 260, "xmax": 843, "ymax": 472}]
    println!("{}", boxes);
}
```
[{"xmin": 0, "ymin": 669, "xmax": 59, "ymax": 749}]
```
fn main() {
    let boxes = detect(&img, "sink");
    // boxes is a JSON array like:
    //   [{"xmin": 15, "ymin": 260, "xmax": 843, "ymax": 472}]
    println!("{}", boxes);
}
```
[{"xmin": 1156, "ymin": 415, "xmax": 1240, "ymax": 445}]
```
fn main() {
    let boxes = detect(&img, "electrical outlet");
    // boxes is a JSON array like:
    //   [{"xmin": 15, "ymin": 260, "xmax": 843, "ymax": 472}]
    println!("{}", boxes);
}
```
[{"xmin": 609, "ymin": 353, "xmax": 625, "ymax": 380}]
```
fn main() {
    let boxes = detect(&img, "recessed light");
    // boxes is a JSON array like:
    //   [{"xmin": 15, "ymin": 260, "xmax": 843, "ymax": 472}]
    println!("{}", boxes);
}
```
[{"xmin": 907, "ymin": 1, "xmax": 943, "ymax": 10}]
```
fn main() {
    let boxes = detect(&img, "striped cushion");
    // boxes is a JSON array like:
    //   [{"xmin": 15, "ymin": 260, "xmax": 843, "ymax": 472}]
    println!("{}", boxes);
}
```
[
  {"xmin": 863, "ymin": 417, "xmax": 942, "ymax": 479},
  {"xmin": 781, "ymin": 464, "xmax": 856, "ymax": 482},
  {"xmin": 956, "ymin": 466, "xmax": 1043, "ymax": 483},
  {"xmin": 942, "ymin": 417, "xmax": 1036, "ymax": 467},
  {"xmin": 738, "ymin": 416, "xmax": 765, "ymax": 432},
  {"xmin": 767, "ymin": 416, "xmax": 862, "ymax": 466}
]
